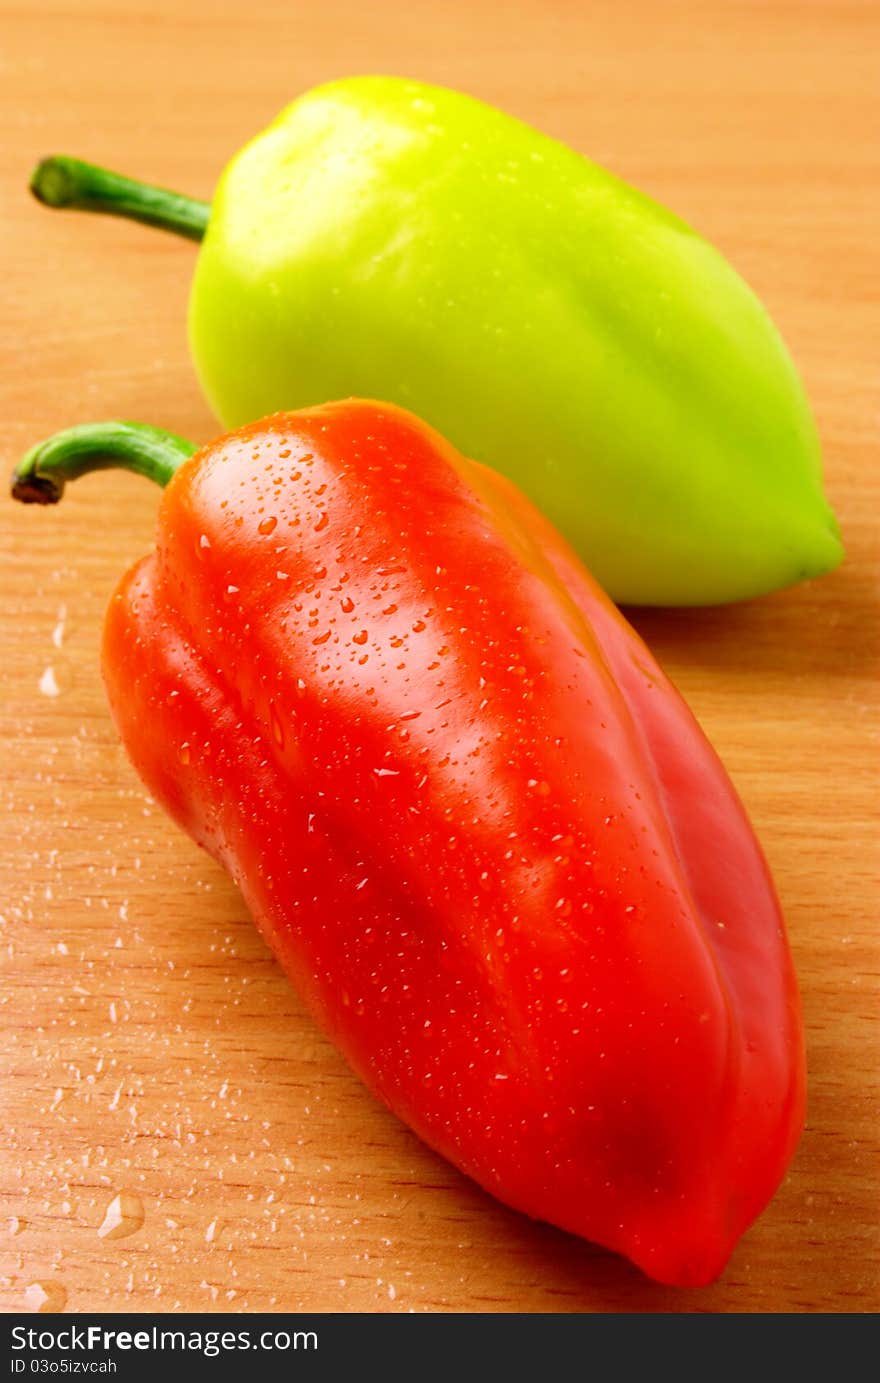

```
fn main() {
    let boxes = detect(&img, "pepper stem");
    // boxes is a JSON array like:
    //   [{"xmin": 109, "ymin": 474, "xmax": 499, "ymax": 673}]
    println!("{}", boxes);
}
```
[
  {"xmin": 11, "ymin": 422, "xmax": 198, "ymax": 504},
  {"xmin": 30, "ymin": 157, "xmax": 210, "ymax": 242}
]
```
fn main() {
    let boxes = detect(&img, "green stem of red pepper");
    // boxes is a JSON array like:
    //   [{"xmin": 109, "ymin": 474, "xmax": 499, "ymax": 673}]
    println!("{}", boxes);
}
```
[
  {"xmin": 10, "ymin": 422, "xmax": 197, "ymax": 504},
  {"xmin": 30, "ymin": 157, "xmax": 210, "ymax": 242}
]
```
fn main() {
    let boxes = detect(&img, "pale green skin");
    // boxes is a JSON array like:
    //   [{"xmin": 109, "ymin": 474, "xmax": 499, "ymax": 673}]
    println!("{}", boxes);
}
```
[{"xmin": 189, "ymin": 76, "xmax": 842, "ymax": 606}]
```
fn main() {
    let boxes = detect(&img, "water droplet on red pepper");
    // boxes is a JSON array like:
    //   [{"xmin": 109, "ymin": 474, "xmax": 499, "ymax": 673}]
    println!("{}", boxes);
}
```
[{"xmin": 270, "ymin": 707, "xmax": 285, "ymax": 748}]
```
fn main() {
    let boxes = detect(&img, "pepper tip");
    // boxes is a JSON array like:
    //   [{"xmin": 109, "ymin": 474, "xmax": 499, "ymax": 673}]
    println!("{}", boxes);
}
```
[
  {"xmin": 29, "ymin": 157, "xmax": 75, "ymax": 209},
  {"xmin": 10, "ymin": 471, "xmax": 63, "ymax": 505}
]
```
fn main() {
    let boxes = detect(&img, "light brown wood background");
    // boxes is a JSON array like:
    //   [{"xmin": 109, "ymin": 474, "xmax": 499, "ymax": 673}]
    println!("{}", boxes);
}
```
[{"xmin": 1, "ymin": 0, "xmax": 877, "ymax": 1315}]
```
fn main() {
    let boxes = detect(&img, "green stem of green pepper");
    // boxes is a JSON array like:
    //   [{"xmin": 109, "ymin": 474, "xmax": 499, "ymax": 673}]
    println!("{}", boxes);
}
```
[
  {"xmin": 30, "ymin": 157, "xmax": 210, "ymax": 242},
  {"xmin": 10, "ymin": 422, "xmax": 198, "ymax": 504}
]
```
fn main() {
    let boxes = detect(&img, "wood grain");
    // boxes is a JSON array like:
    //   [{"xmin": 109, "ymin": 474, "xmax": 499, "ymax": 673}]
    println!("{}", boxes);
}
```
[{"xmin": 1, "ymin": 0, "xmax": 877, "ymax": 1314}]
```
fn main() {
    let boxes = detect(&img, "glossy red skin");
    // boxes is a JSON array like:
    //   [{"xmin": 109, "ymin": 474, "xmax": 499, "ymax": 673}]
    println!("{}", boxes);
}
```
[{"xmin": 102, "ymin": 400, "xmax": 804, "ymax": 1286}]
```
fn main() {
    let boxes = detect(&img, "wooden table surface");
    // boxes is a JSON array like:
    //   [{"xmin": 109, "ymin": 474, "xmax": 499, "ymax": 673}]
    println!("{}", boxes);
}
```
[{"xmin": 1, "ymin": 0, "xmax": 877, "ymax": 1315}]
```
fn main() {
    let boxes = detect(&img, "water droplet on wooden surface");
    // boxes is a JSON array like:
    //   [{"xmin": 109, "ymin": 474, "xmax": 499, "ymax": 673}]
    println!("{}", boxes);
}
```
[
  {"xmin": 26, "ymin": 1281, "xmax": 67, "ymax": 1313},
  {"xmin": 97, "ymin": 1191, "xmax": 145, "ymax": 1241}
]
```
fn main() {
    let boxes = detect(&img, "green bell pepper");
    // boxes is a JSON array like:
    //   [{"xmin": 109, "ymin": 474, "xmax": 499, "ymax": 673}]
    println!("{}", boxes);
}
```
[{"xmin": 31, "ymin": 76, "xmax": 842, "ymax": 605}]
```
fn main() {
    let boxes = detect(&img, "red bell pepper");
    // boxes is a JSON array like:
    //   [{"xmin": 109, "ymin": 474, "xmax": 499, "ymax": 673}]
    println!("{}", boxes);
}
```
[{"xmin": 12, "ymin": 400, "xmax": 805, "ymax": 1286}]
